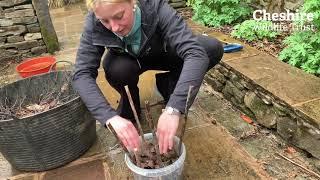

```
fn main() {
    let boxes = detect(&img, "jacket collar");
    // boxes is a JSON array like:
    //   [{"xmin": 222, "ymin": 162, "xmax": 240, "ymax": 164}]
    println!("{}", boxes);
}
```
[{"xmin": 91, "ymin": 0, "xmax": 158, "ymax": 49}]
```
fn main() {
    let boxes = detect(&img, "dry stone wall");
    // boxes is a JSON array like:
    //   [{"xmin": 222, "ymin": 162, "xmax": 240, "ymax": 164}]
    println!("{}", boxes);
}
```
[
  {"xmin": 0, "ymin": 0, "xmax": 47, "ymax": 64},
  {"xmin": 251, "ymin": 0, "xmax": 304, "ymax": 13},
  {"xmin": 205, "ymin": 62, "xmax": 320, "ymax": 159}
]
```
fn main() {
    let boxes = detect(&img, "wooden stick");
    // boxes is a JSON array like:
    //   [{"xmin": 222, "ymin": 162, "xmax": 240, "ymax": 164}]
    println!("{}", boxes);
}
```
[
  {"xmin": 141, "ymin": 100, "xmax": 165, "ymax": 109},
  {"xmin": 178, "ymin": 86, "xmax": 194, "ymax": 156},
  {"xmin": 276, "ymin": 152, "xmax": 320, "ymax": 179},
  {"xmin": 107, "ymin": 124, "xmax": 132, "ymax": 158},
  {"xmin": 133, "ymin": 150, "xmax": 142, "ymax": 167},
  {"xmin": 145, "ymin": 100, "xmax": 163, "ymax": 167},
  {"xmin": 124, "ymin": 85, "xmax": 145, "ymax": 142}
]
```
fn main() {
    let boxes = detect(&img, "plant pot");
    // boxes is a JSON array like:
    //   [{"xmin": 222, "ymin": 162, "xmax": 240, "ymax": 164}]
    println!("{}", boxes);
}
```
[
  {"xmin": 125, "ymin": 133, "xmax": 186, "ymax": 180},
  {"xmin": 0, "ymin": 71, "xmax": 96, "ymax": 171}
]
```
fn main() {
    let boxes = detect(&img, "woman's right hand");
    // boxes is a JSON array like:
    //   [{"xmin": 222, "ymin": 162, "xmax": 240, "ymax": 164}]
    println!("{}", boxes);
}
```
[{"xmin": 106, "ymin": 115, "xmax": 140, "ymax": 151}]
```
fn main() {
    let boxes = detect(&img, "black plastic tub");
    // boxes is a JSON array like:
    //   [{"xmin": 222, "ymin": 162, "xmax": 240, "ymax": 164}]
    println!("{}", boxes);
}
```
[{"xmin": 0, "ymin": 71, "xmax": 96, "ymax": 171}]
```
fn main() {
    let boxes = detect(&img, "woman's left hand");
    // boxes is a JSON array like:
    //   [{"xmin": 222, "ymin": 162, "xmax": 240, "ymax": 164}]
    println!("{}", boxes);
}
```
[{"xmin": 156, "ymin": 112, "xmax": 180, "ymax": 154}]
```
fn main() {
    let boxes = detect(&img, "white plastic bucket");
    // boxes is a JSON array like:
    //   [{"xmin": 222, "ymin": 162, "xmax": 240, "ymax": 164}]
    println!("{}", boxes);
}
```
[{"xmin": 125, "ymin": 133, "xmax": 186, "ymax": 180}]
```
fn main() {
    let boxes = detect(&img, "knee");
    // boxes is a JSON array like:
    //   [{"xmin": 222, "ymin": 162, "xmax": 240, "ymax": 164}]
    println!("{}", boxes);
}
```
[
  {"xmin": 103, "ymin": 55, "xmax": 140, "ymax": 87},
  {"xmin": 197, "ymin": 35, "xmax": 224, "ymax": 69}
]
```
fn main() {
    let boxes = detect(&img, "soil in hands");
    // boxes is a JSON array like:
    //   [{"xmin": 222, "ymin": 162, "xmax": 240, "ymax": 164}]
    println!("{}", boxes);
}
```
[{"xmin": 134, "ymin": 141, "xmax": 179, "ymax": 169}]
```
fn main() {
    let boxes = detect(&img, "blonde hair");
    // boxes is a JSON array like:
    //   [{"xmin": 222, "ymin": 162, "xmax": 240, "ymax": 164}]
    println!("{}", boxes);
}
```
[{"xmin": 86, "ymin": 0, "xmax": 132, "ymax": 10}]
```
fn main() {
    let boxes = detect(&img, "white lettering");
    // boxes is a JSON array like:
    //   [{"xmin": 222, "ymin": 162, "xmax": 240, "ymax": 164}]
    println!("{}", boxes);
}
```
[
  {"xmin": 279, "ymin": 13, "xmax": 286, "ymax": 21},
  {"xmin": 253, "ymin": 9, "xmax": 315, "ymax": 22},
  {"xmin": 263, "ymin": 10, "xmax": 271, "ymax": 21},
  {"xmin": 286, "ymin": 9, "xmax": 295, "ymax": 21},
  {"xmin": 307, "ymin": 13, "xmax": 314, "ymax": 21},
  {"xmin": 272, "ymin": 13, "xmax": 279, "ymax": 21},
  {"xmin": 253, "ymin": 10, "xmax": 263, "ymax": 20}
]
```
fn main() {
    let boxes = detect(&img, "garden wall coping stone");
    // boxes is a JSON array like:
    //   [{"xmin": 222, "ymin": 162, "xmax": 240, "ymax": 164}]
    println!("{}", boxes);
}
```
[{"xmin": 186, "ymin": 20, "xmax": 320, "ymax": 159}]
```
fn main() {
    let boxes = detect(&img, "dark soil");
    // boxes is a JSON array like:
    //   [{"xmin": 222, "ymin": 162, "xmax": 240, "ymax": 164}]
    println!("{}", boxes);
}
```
[{"xmin": 132, "ymin": 140, "xmax": 179, "ymax": 169}]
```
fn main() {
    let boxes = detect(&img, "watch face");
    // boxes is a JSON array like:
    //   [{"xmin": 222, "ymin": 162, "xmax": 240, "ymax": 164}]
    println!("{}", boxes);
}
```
[{"xmin": 168, "ymin": 108, "xmax": 174, "ymax": 114}]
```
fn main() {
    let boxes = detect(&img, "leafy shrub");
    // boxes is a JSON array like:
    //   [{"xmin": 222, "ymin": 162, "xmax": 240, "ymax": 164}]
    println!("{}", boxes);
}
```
[
  {"xmin": 303, "ymin": 0, "xmax": 320, "ymax": 29},
  {"xmin": 279, "ymin": 31, "xmax": 320, "ymax": 75},
  {"xmin": 279, "ymin": 0, "xmax": 320, "ymax": 75},
  {"xmin": 231, "ymin": 20, "xmax": 279, "ymax": 42},
  {"xmin": 191, "ymin": 0, "xmax": 252, "ymax": 27}
]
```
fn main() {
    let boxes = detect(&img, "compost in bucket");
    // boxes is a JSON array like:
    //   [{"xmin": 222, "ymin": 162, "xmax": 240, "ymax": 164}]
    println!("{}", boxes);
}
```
[
  {"xmin": 125, "ymin": 133, "xmax": 186, "ymax": 180},
  {"xmin": 133, "ymin": 140, "xmax": 178, "ymax": 169}
]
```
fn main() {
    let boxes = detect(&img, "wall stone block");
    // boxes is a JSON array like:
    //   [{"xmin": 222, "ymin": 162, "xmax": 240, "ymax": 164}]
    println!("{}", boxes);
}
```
[
  {"xmin": 26, "ymin": 24, "xmax": 40, "ymax": 33},
  {"xmin": 4, "ymin": 9, "xmax": 35, "ymax": 18},
  {"xmin": 0, "ymin": 25, "xmax": 26, "ymax": 36},
  {"xmin": 7, "ymin": 35, "xmax": 24, "ymax": 43},
  {"xmin": 14, "ymin": 4, "xmax": 33, "ymax": 10},
  {"xmin": 12, "ymin": 16, "xmax": 37, "ymax": 25},
  {"xmin": 24, "ymin": 32, "xmax": 42, "ymax": 41},
  {"xmin": 31, "ymin": 45, "xmax": 47, "ymax": 55},
  {"xmin": 244, "ymin": 91, "xmax": 277, "ymax": 128},
  {"xmin": 0, "ymin": 19, "xmax": 13, "ymax": 26},
  {"xmin": 0, "ymin": 0, "xmax": 29, "ymax": 8}
]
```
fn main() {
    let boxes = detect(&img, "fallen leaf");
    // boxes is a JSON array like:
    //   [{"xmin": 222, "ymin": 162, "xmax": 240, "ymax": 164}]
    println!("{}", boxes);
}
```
[
  {"xmin": 285, "ymin": 147, "xmax": 297, "ymax": 154},
  {"xmin": 240, "ymin": 114, "xmax": 253, "ymax": 124}
]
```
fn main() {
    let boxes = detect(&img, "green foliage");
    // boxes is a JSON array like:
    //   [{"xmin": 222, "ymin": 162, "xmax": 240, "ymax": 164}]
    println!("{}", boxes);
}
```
[
  {"xmin": 279, "ymin": 31, "xmax": 320, "ymax": 75},
  {"xmin": 191, "ymin": 0, "xmax": 252, "ymax": 27},
  {"xmin": 303, "ymin": 0, "xmax": 320, "ymax": 29},
  {"xmin": 231, "ymin": 20, "xmax": 279, "ymax": 42},
  {"xmin": 279, "ymin": 0, "xmax": 320, "ymax": 76},
  {"xmin": 186, "ymin": 0, "xmax": 196, "ymax": 7}
]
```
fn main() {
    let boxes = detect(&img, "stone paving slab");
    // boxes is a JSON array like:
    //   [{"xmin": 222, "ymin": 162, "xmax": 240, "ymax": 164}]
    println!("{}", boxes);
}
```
[
  {"xmin": 225, "ymin": 55, "xmax": 320, "ymax": 106},
  {"xmin": 295, "ymin": 99, "xmax": 320, "ymax": 127},
  {"xmin": 206, "ymin": 32, "xmax": 261, "ymax": 62},
  {"xmin": 65, "ymin": 14, "xmax": 85, "ymax": 25},
  {"xmin": 186, "ymin": 20, "xmax": 261, "ymax": 61},
  {"xmin": 183, "ymin": 125, "xmax": 266, "ymax": 179},
  {"xmin": 41, "ymin": 159, "xmax": 109, "ymax": 180},
  {"xmin": 50, "ymin": 8, "xmax": 83, "ymax": 19},
  {"xmin": 7, "ymin": 154, "xmax": 111, "ymax": 180}
]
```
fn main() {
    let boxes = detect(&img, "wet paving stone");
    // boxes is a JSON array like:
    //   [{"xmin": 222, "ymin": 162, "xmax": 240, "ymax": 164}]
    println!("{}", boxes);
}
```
[{"xmin": 42, "ymin": 159, "xmax": 109, "ymax": 180}]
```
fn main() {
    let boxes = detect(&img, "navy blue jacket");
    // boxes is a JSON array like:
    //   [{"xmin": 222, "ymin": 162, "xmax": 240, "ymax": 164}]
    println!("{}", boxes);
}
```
[{"xmin": 72, "ymin": 0, "xmax": 209, "ymax": 125}]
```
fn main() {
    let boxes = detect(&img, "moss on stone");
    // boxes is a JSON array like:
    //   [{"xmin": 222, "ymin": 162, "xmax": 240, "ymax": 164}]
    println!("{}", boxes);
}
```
[
  {"xmin": 40, "ymin": 26, "xmax": 59, "ymax": 54},
  {"xmin": 32, "ymin": 0, "xmax": 60, "ymax": 54}
]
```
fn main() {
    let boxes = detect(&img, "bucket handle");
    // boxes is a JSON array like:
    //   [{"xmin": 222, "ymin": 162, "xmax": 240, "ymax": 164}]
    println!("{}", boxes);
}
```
[{"xmin": 49, "ymin": 60, "xmax": 75, "ymax": 73}]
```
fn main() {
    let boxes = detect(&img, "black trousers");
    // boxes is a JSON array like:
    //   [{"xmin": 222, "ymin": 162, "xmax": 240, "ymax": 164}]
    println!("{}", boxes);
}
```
[{"xmin": 102, "ymin": 35, "xmax": 224, "ymax": 120}]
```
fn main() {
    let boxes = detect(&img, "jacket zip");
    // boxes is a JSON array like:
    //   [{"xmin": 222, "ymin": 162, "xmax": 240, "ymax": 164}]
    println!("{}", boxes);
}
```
[{"xmin": 137, "ymin": 23, "xmax": 157, "ymax": 59}]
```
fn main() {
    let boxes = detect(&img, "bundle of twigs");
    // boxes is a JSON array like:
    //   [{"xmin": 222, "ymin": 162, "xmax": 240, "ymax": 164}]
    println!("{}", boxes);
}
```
[
  {"xmin": 108, "ymin": 85, "xmax": 193, "ymax": 169},
  {"xmin": 48, "ymin": 0, "xmax": 82, "ymax": 8},
  {"xmin": 0, "ymin": 72, "xmax": 76, "ymax": 121}
]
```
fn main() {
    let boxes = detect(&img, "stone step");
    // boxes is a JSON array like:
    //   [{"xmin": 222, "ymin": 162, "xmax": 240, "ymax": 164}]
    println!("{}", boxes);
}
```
[{"xmin": 186, "ymin": 20, "xmax": 320, "ymax": 160}]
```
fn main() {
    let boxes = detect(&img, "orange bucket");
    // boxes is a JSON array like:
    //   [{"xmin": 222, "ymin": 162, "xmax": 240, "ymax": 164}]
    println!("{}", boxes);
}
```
[{"xmin": 16, "ymin": 56, "xmax": 56, "ymax": 78}]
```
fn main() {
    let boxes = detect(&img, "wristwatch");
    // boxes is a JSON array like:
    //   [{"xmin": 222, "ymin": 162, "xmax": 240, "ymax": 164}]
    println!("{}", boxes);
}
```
[{"xmin": 164, "ymin": 106, "xmax": 181, "ymax": 116}]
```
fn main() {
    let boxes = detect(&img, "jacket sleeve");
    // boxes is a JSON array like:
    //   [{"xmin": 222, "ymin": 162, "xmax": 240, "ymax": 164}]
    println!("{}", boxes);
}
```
[
  {"xmin": 72, "ymin": 13, "xmax": 117, "ymax": 125},
  {"xmin": 157, "ymin": 0, "xmax": 209, "ymax": 113}
]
